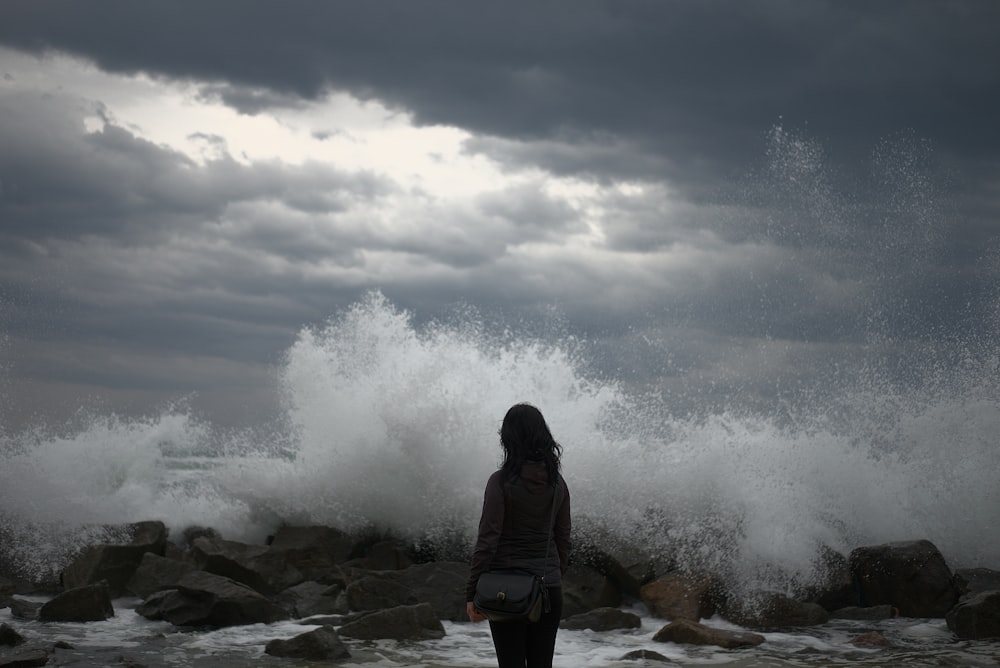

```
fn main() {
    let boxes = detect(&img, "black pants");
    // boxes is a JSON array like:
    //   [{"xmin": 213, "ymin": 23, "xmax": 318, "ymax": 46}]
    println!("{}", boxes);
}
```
[{"xmin": 488, "ymin": 586, "xmax": 563, "ymax": 668}]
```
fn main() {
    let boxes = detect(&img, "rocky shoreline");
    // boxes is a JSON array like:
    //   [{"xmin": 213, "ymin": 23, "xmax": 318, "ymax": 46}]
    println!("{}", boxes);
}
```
[{"xmin": 2, "ymin": 521, "xmax": 998, "ymax": 665}]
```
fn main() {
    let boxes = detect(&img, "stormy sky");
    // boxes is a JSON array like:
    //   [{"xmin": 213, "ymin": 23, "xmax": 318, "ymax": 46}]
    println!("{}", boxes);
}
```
[{"xmin": 1, "ymin": 1, "xmax": 999, "ymax": 430}]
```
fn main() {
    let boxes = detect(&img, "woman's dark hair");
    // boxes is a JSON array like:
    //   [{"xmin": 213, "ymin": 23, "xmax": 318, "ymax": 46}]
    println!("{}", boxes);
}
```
[{"xmin": 499, "ymin": 403, "xmax": 562, "ymax": 485}]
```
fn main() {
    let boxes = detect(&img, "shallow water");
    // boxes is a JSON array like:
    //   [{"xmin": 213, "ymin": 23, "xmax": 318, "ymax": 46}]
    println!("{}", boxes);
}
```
[{"xmin": 4, "ymin": 599, "xmax": 998, "ymax": 668}]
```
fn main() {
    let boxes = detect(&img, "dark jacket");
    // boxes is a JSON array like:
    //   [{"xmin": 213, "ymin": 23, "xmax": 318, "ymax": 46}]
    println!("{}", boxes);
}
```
[{"xmin": 466, "ymin": 460, "xmax": 571, "ymax": 601}]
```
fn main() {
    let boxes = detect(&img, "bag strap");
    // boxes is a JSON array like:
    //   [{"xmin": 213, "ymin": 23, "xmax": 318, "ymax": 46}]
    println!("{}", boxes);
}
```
[{"xmin": 540, "ymin": 478, "xmax": 561, "ymax": 584}]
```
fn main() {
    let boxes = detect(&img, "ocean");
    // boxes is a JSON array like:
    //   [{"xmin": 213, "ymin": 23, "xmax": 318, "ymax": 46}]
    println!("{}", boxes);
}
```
[{"xmin": 2, "ymin": 293, "xmax": 999, "ymax": 665}]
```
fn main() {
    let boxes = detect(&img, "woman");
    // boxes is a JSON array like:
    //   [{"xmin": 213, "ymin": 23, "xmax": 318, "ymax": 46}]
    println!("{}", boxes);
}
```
[{"xmin": 466, "ymin": 403, "xmax": 572, "ymax": 668}]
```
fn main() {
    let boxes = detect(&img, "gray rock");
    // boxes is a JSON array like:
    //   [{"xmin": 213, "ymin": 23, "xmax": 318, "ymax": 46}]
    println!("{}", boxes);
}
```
[
  {"xmin": 640, "ymin": 573, "xmax": 721, "ymax": 622},
  {"xmin": 268, "ymin": 525, "xmax": 357, "ymax": 581},
  {"xmin": 38, "ymin": 583, "xmax": 114, "ymax": 622},
  {"xmin": 946, "ymin": 590, "xmax": 1000, "ymax": 640},
  {"xmin": 849, "ymin": 539, "xmax": 959, "ymax": 618},
  {"xmin": 61, "ymin": 521, "xmax": 168, "ymax": 597},
  {"xmin": 0, "ymin": 647, "xmax": 49, "ymax": 667},
  {"xmin": 562, "ymin": 563, "xmax": 622, "ymax": 618},
  {"xmin": 0, "ymin": 623, "xmax": 25, "ymax": 646},
  {"xmin": 723, "ymin": 591, "xmax": 828, "ymax": 628},
  {"xmin": 830, "ymin": 604, "xmax": 897, "ymax": 620},
  {"xmin": 190, "ymin": 537, "xmax": 304, "ymax": 596},
  {"xmin": 560, "ymin": 607, "xmax": 642, "ymax": 631},
  {"xmin": 276, "ymin": 581, "xmax": 348, "ymax": 618},
  {"xmin": 135, "ymin": 571, "xmax": 288, "ymax": 628},
  {"xmin": 954, "ymin": 568, "xmax": 1000, "ymax": 598},
  {"xmin": 126, "ymin": 553, "xmax": 197, "ymax": 599},
  {"xmin": 338, "ymin": 603, "xmax": 445, "ymax": 641},
  {"xmin": 345, "ymin": 574, "xmax": 417, "ymax": 612},
  {"xmin": 620, "ymin": 649, "xmax": 673, "ymax": 663},
  {"xmin": 8, "ymin": 600, "xmax": 41, "ymax": 621},
  {"xmin": 265, "ymin": 625, "xmax": 351, "ymax": 661},
  {"xmin": 653, "ymin": 618, "xmax": 764, "ymax": 649}
]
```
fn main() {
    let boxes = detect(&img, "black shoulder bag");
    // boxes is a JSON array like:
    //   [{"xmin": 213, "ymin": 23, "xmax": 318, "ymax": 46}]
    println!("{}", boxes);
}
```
[{"xmin": 473, "ymin": 479, "xmax": 561, "ymax": 623}]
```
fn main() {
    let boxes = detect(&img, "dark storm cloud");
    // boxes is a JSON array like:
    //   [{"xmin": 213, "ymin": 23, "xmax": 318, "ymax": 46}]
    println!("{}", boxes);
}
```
[
  {"xmin": 3, "ymin": 1, "xmax": 998, "ymax": 192},
  {"xmin": 1, "ymin": 1, "xmax": 999, "ymax": 431}
]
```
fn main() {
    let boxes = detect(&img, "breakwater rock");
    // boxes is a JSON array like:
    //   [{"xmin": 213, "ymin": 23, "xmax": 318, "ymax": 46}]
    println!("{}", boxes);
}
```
[{"xmin": 3, "ymin": 521, "xmax": 999, "ymax": 652}]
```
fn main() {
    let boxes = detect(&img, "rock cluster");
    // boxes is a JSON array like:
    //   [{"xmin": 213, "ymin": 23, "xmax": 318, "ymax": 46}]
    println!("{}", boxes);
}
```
[{"xmin": 2, "ymin": 519, "xmax": 998, "ymax": 668}]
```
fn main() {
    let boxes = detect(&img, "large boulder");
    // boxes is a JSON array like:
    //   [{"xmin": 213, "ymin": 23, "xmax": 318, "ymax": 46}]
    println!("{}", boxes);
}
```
[
  {"xmin": 652, "ymin": 618, "xmax": 764, "ymax": 649},
  {"xmin": 0, "ymin": 623, "xmax": 25, "ymax": 646},
  {"xmin": 268, "ymin": 525, "xmax": 357, "ymax": 581},
  {"xmin": 849, "ymin": 540, "xmax": 960, "ymax": 617},
  {"xmin": 0, "ymin": 647, "xmax": 49, "ymax": 667},
  {"xmin": 804, "ymin": 546, "xmax": 856, "ymax": 611},
  {"xmin": 276, "ymin": 581, "xmax": 348, "ymax": 618},
  {"xmin": 345, "ymin": 574, "xmax": 417, "ymax": 612},
  {"xmin": 392, "ymin": 562, "xmax": 468, "ymax": 622},
  {"xmin": 559, "ymin": 607, "xmax": 641, "ymax": 631},
  {"xmin": 722, "ymin": 591, "xmax": 829, "ymax": 628},
  {"xmin": 830, "ymin": 604, "xmax": 897, "ymax": 620},
  {"xmin": 640, "ymin": 573, "xmax": 721, "ymax": 622},
  {"xmin": 126, "ymin": 553, "xmax": 197, "ymax": 599},
  {"xmin": 60, "ymin": 521, "xmax": 169, "ymax": 597},
  {"xmin": 954, "ymin": 568, "xmax": 1000, "ymax": 598},
  {"xmin": 190, "ymin": 537, "xmax": 304, "ymax": 595},
  {"xmin": 561, "ymin": 564, "xmax": 622, "ymax": 618},
  {"xmin": 945, "ymin": 590, "xmax": 1000, "ymax": 640},
  {"xmin": 135, "ymin": 571, "xmax": 288, "ymax": 628},
  {"xmin": 338, "ymin": 603, "xmax": 445, "ymax": 641},
  {"xmin": 38, "ymin": 582, "xmax": 114, "ymax": 622},
  {"xmin": 571, "ymin": 539, "xmax": 644, "ymax": 598},
  {"xmin": 264, "ymin": 625, "xmax": 351, "ymax": 661},
  {"xmin": 344, "ymin": 562, "xmax": 467, "ymax": 622},
  {"xmin": 7, "ymin": 599, "xmax": 41, "ymax": 621}
]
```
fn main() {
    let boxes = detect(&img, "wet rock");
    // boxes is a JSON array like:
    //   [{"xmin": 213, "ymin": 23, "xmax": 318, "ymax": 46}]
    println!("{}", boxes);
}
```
[
  {"xmin": 851, "ymin": 631, "xmax": 892, "ymax": 648},
  {"xmin": 393, "ymin": 562, "xmax": 468, "ymax": 622},
  {"xmin": 620, "ymin": 648, "xmax": 673, "ymax": 663},
  {"xmin": 954, "ymin": 568, "xmax": 1000, "ymax": 598},
  {"xmin": 276, "ymin": 581, "xmax": 348, "ymax": 618},
  {"xmin": 135, "ymin": 571, "xmax": 288, "ymax": 628},
  {"xmin": 560, "ymin": 607, "xmax": 641, "ymax": 631},
  {"xmin": 126, "ymin": 553, "xmax": 197, "ymax": 599},
  {"xmin": 265, "ymin": 625, "xmax": 351, "ymax": 661},
  {"xmin": 805, "ymin": 546, "xmax": 856, "ymax": 611},
  {"xmin": 0, "ymin": 623, "xmax": 25, "ymax": 646},
  {"xmin": 562, "ymin": 563, "xmax": 622, "ymax": 618},
  {"xmin": 830, "ymin": 604, "xmax": 896, "ymax": 620},
  {"xmin": 640, "ymin": 573, "xmax": 720, "ymax": 621},
  {"xmin": 345, "ymin": 574, "xmax": 417, "ymax": 612},
  {"xmin": 572, "ymin": 537, "xmax": 644, "ymax": 597},
  {"xmin": 849, "ymin": 539, "xmax": 959, "ymax": 617},
  {"xmin": 8, "ymin": 600, "xmax": 41, "ymax": 621},
  {"xmin": 60, "ymin": 521, "xmax": 168, "ymax": 597},
  {"xmin": 338, "ymin": 603, "xmax": 445, "ymax": 640},
  {"xmin": 356, "ymin": 540, "xmax": 414, "ymax": 571},
  {"xmin": 267, "ymin": 525, "xmax": 356, "ymax": 581},
  {"xmin": 190, "ymin": 536, "xmax": 304, "ymax": 596},
  {"xmin": 722, "ymin": 591, "xmax": 828, "ymax": 628},
  {"xmin": 0, "ymin": 647, "xmax": 49, "ymax": 667},
  {"xmin": 38, "ymin": 582, "xmax": 114, "ymax": 622},
  {"xmin": 945, "ymin": 590, "xmax": 1000, "ymax": 640},
  {"xmin": 652, "ymin": 618, "xmax": 764, "ymax": 649},
  {"xmin": 344, "ymin": 561, "xmax": 468, "ymax": 622}
]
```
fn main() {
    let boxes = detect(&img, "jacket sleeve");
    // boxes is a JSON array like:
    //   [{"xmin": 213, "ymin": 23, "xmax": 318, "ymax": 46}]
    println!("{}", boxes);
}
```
[
  {"xmin": 555, "ymin": 477, "xmax": 572, "ymax": 575},
  {"xmin": 466, "ymin": 471, "xmax": 505, "ymax": 601}
]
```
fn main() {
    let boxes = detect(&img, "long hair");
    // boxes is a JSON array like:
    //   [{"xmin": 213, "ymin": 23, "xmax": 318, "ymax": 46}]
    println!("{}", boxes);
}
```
[{"xmin": 498, "ymin": 403, "xmax": 562, "ymax": 485}]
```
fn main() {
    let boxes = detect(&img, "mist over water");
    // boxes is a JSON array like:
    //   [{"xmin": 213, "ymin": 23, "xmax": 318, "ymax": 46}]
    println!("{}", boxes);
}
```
[{"xmin": 2, "ymin": 127, "xmax": 998, "ymax": 603}]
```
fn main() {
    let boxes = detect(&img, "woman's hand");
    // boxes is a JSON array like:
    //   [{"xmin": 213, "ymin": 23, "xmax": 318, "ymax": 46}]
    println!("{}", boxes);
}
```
[{"xmin": 467, "ymin": 601, "xmax": 487, "ymax": 623}]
